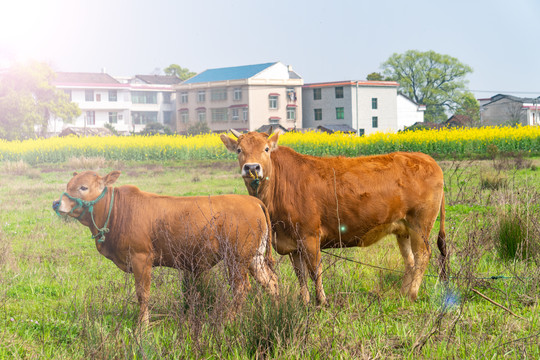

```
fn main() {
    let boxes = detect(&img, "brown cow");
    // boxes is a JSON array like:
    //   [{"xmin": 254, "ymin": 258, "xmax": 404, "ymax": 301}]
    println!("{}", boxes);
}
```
[
  {"xmin": 53, "ymin": 170, "xmax": 278, "ymax": 324},
  {"xmin": 221, "ymin": 130, "xmax": 447, "ymax": 305}
]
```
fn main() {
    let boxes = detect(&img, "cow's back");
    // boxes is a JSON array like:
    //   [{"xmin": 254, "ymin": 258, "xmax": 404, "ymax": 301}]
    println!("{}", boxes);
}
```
[{"xmin": 266, "ymin": 148, "xmax": 444, "ymax": 248}]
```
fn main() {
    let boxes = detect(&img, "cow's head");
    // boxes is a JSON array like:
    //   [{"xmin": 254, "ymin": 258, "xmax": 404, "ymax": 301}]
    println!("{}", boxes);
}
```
[
  {"xmin": 53, "ymin": 170, "xmax": 121, "ymax": 219},
  {"xmin": 221, "ymin": 130, "xmax": 280, "ymax": 180}
]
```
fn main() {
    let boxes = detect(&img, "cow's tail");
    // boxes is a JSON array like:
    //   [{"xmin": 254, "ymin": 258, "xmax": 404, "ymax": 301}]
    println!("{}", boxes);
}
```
[
  {"xmin": 260, "ymin": 203, "xmax": 276, "ymax": 272},
  {"xmin": 437, "ymin": 192, "xmax": 448, "ymax": 281}
]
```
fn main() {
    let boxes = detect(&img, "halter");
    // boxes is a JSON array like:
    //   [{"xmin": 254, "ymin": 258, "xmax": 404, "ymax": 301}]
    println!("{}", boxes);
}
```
[{"xmin": 54, "ymin": 187, "xmax": 115, "ymax": 243}]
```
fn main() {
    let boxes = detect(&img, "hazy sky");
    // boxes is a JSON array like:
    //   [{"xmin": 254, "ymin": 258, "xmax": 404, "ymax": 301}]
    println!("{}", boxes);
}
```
[{"xmin": 1, "ymin": 0, "xmax": 538, "ymax": 99}]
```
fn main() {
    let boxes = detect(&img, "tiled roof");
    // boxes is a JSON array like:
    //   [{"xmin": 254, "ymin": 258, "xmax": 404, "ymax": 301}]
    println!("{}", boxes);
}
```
[
  {"xmin": 183, "ymin": 62, "xmax": 277, "ymax": 84},
  {"xmin": 54, "ymin": 72, "xmax": 119, "ymax": 84},
  {"xmin": 135, "ymin": 75, "xmax": 182, "ymax": 85},
  {"xmin": 317, "ymin": 124, "xmax": 356, "ymax": 133}
]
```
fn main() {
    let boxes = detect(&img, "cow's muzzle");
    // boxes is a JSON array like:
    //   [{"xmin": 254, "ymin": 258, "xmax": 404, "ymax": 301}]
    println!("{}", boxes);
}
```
[
  {"xmin": 52, "ymin": 200, "xmax": 60, "ymax": 212},
  {"xmin": 242, "ymin": 163, "xmax": 263, "ymax": 179}
]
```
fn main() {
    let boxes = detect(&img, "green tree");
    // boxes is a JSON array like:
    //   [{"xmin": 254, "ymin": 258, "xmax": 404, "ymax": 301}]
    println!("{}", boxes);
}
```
[
  {"xmin": 164, "ymin": 64, "xmax": 196, "ymax": 81},
  {"xmin": 454, "ymin": 92, "xmax": 480, "ymax": 126},
  {"xmin": 382, "ymin": 50, "xmax": 473, "ymax": 123},
  {"xmin": 187, "ymin": 121, "xmax": 211, "ymax": 135},
  {"xmin": 0, "ymin": 61, "xmax": 80, "ymax": 140},
  {"xmin": 366, "ymin": 72, "xmax": 383, "ymax": 81}
]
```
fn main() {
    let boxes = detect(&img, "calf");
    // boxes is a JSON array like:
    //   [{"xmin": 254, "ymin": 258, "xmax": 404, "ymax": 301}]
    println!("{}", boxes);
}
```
[{"xmin": 53, "ymin": 170, "xmax": 278, "ymax": 324}]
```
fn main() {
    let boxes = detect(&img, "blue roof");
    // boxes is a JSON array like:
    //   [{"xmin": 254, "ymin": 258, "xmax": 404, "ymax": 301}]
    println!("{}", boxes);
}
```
[{"xmin": 183, "ymin": 62, "xmax": 277, "ymax": 84}]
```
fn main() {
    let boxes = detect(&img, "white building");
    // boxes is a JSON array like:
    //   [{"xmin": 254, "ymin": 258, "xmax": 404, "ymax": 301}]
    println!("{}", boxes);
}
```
[
  {"xmin": 302, "ymin": 80, "xmax": 401, "ymax": 135},
  {"xmin": 396, "ymin": 94, "xmax": 426, "ymax": 130},
  {"xmin": 50, "ymin": 72, "xmax": 180, "ymax": 135}
]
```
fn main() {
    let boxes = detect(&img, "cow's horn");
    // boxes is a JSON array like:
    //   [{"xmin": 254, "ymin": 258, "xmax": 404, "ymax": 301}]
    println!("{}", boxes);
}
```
[{"xmin": 230, "ymin": 129, "xmax": 242, "ymax": 138}]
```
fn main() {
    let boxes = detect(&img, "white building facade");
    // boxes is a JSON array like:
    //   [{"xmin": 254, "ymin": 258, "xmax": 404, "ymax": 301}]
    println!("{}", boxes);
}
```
[
  {"xmin": 302, "ymin": 81, "xmax": 400, "ymax": 135},
  {"xmin": 50, "ymin": 72, "xmax": 180, "ymax": 135}
]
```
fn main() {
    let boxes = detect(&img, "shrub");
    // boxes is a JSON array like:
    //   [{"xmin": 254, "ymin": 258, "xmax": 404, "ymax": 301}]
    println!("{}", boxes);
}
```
[
  {"xmin": 495, "ymin": 212, "xmax": 528, "ymax": 260},
  {"xmin": 480, "ymin": 171, "xmax": 507, "ymax": 190}
]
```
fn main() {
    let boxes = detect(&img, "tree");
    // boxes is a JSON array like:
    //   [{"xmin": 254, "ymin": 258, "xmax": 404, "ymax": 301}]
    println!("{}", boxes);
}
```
[
  {"xmin": 187, "ymin": 121, "xmax": 211, "ymax": 135},
  {"xmin": 140, "ymin": 122, "xmax": 172, "ymax": 135},
  {"xmin": 164, "ymin": 64, "xmax": 196, "ymax": 81},
  {"xmin": 366, "ymin": 72, "xmax": 384, "ymax": 81},
  {"xmin": 454, "ymin": 92, "xmax": 480, "ymax": 127},
  {"xmin": 382, "ymin": 50, "xmax": 473, "ymax": 123},
  {"xmin": 0, "ymin": 61, "xmax": 80, "ymax": 140}
]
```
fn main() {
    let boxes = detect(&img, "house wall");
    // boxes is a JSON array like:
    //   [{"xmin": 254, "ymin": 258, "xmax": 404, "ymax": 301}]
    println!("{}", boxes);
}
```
[
  {"xmin": 175, "ymin": 80, "xmax": 302, "ymax": 133},
  {"xmin": 481, "ymin": 98, "xmax": 527, "ymax": 126},
  {"xmin": 50, "ymin": 83, "xmax": 177, "ymax": 135},
  {"xmin": 396, "ymin": 94, "xmax": 425, "ymax": 130},
  {"xmin": 302, "ymin": 82, "xmax": 398, "ymax": 135}
]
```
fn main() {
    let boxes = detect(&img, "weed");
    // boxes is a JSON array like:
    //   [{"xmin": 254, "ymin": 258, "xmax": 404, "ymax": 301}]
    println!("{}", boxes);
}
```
[
  {"xmin": 480, "ymin": 171, "xmax": 507, "ymax": 190},
  {"xmin": 67, "ymin": 156, "xmax": 106, "ymax": 170}
]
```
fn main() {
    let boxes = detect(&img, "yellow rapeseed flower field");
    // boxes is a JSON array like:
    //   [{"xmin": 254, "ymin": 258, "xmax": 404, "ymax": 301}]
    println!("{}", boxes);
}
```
[{"xmin": 1, "ymin": 126, "xmax": 539, "ymax": 164}]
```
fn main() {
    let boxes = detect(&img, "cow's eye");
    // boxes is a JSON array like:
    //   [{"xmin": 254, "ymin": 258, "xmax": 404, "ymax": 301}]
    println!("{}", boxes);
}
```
[
  {"xmin": 265, "ymin": 147, "xmax": 270, "ymax": 153},
  {"xmin": 236, "ymin": 148, "xmax": 242, "ymax": 154},
  {"xmin": 80, "ymin": 186, "xmax": 88, "ymax": 191}
]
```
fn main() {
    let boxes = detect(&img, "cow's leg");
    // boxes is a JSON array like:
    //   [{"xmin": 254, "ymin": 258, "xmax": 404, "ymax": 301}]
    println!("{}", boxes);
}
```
[
  {"xmin": 229, "ymin": 265, "xmax": 251, "ymax": 313},
  {"xmin": 302, "ymin": 241, "xmax": 326, "ymax": 306},
  {"xmin": 290, "ymin": 251, "xmax": 310, "ymax": 304},
  {"xmin": 131, "ymin": 252, "xmax": 154, "ymax": 326},
  {"xmin": 248, "ymin": 253, "xmax": 279, "ymax": 298},
  {"xmin": 397, "ymin": 234, "xmax": 415, "ymax": 296},
  {"xmin": 407, "ymin": 228, "xmax": 431, "ymax": 301}
]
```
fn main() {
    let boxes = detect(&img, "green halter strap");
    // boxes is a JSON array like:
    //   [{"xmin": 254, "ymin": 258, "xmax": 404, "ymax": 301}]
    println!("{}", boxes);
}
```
[{"xmin": 56, "ymin": 187, "xmax": 115, "ymax": 243}]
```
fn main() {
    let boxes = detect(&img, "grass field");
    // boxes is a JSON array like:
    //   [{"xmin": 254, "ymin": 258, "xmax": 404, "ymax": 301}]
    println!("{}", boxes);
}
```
[{"xmin": 0, "ymin": 155, "xmax": 539, "ymax": 359}]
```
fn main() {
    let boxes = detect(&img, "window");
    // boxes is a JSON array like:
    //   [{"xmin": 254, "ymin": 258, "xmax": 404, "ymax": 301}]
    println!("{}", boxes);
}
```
[
  {"xmin": 180, "ymin": 110, "xmax": 189, "ymax": 123},
  {"xmin": 108, "ymin": 90, "xmax": 117, "ymax": 102},
  {"xmin": 180, "ymin": 92, "xmax": 188, "ymax": 104},
  {"xmin": 163, "ymin": 111, "xmax": 173, "ymax": 125},
  {"xmin": 372, "ymin": 98, "xmax": 378, "ymax": 109},
  {"xmin": 269, "ymin": 117, "xmax": 280, "ymax": 125},
  {"xmin": 287, "ymin": 88, "xmax": 296, "ymax": 102},
  {"xmin": 269, "ymin": 95, "xmax": 278, "ymax": 109},
  {"xmin": 132, "ymin": 92, "xmax": 157, "ymax": 104},
  {"xmin": 198, "ymin": 90, "xmax": 206, "ymax": 102},
  {"xmin": 335, "ymin": 86, "xmax": 344, "ymax": 99},
  {"xmin": 163, "ymin": 92, "xmax": 171, "ymax": 104},
  {"xmin": 132, "ymin": 111, "xmax": 158, "ymax": 125},
  {"xmin": 64, "ymin": 89, "xmax": 72, "ymax": 101},
  {"xmin": 243, "ymin": 108, "xmax": 248, "ymax": 122},
  {"xmin": 96, "ymin": 93, "xmax": 101, "ymax": 102},
  {"xmin": 197, "ymin": 110, "xmax": 206, "ymax": 122},
  {"xmin": 359, "ymin": 129, "xmax": 365, "ymax": 136},
  {"xmin": 231, "ymin": 108, "xmax": 240, "ymax": 121},
  {"xmin": 336, "ymin": 107, "xmax": 344, "ymax": 120},
  {"xmin": 233, "ymin": 88, "xmax": 242, "ymax": 101},
  {"xmin": 287, "ymin": 107, "xmax": 296, "ymax": 121},
  {"xmin": 313, "ymin": 88, "xmax": 321, "ymax": 100},
  {"xmin": 211, "ymin": 108, "xmax": 228, "ymax": 122},
  {"xmin": 314, "ymin": 109, "xmax": 322, "ymax": 121},
  {"xmin": 86, "ymin": 111, "xmax": 95, "ymax": 125},
  {"xmin": 108, "ymin": 112, "xmax": 118, "ymax": 124},
  {"xmin": 372, "ymin": 116, "xmax": 378, "ymax": 128},
  {"xmin": 211, "ymin": 88, "xmax": 227, "ymax": 101},
  {"xmin": 85, "ymin": 90, "xmax": 94, "ymax": 102}
]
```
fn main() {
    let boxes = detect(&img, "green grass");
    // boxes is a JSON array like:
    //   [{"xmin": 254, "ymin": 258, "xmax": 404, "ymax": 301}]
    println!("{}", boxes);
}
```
[{"xmin": 0, "ymin": 157, "xmax": 538, "ymax": 359}]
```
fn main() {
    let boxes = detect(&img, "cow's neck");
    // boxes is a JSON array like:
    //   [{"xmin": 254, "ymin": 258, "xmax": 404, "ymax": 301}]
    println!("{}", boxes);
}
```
[{"xmin": 255, "ymin": 147, "xmax": 300, "ymax": 217}]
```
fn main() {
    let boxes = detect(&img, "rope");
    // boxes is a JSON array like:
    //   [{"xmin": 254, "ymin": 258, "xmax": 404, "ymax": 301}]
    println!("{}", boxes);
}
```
[
  {"xmin": 321, "ymin": 249, "xmax": 513, "ymax": 281},
  {"xmin": 55, "ymin": 187, "xmax": 115, "ymax": 243}
]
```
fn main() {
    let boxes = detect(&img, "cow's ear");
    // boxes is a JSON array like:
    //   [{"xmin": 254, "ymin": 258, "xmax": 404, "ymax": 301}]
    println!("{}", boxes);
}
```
[
  {"xmin": 268, "ymin": 131, "xmax": 280, "ymax": 150},
  {"xmin": 103, "ymin": 171, "xmax": 121, "ymax": 186},
  {"xmin": 220, "ymin": 134, "xmax": 238, "ymax": 153},
  {"xmin": 72, "ymin": 171, "xmax": 78, "ymax": 177}
]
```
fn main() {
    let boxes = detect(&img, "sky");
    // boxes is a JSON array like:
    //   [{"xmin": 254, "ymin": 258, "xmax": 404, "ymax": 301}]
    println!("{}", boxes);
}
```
[{"xmin": 0, "ymin": 0, "xmax": 538, "ymax": 99}]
